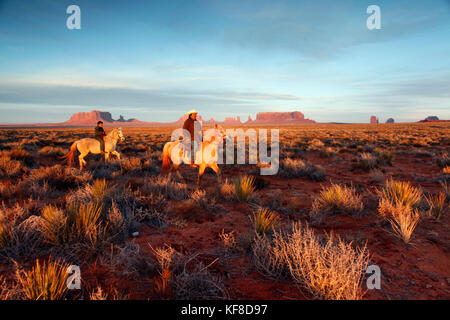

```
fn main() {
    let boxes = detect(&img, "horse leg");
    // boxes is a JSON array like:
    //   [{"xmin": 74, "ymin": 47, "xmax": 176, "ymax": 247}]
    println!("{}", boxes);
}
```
[
  {"xmin": 79, "ymin": 153, "xmax": 86, "ymax": 170},
  {"xmin": 197, "ymin": 164, "xmax": 206, "ymax": 187},
  {"xmin": 171, "ymin": 164, "xmax": 184, "ymax": 182},
  {"xmin": 104, "ymin": 152, "xmax": 110, "ymax": 162},
  {"xmin": 210, "ymin": 163, "xmax": 222, "ymax": 184}
]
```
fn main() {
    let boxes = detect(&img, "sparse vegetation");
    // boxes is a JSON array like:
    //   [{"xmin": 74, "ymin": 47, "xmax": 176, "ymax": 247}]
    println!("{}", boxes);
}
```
[
  {"xmin": 253, "ymin": 222, "xmax": 370, "ymax": 300},
  {"xmin": 311, "ymin": 183, "xmax": 364, "ymax": 217},
  {"xmin": 425, "ymin": 192, "xmax": 447, "ymax": 221},
  {"xmin": 16, "ymin": 257, "xmax": 70, "ymax": 300},
  {"xmin": 251, "ymin": 207, "xmax": 279, "ymax": 235},
  {"xmin": 234, "ymin": 175, "xmax": 255, "ymax": 202},
  {"xmin": 0, "ymin": 123, "xmax": 448, "ymax": 300}
]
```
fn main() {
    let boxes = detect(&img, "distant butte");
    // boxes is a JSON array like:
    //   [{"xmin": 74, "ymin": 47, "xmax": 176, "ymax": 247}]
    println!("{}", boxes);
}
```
[{"xmin": 0, "ymin": 109, "xmax": 318, "ymax": 127}]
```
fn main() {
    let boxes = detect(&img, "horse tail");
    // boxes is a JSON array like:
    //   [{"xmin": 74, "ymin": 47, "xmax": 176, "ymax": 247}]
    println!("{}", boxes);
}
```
[
  {"xmin": 162, "ymin": 142, "xmax": 171, "ymax": 173},
  {"xmin": 60, "ymin": 141, "xmax": 78, "ymax": 167}
]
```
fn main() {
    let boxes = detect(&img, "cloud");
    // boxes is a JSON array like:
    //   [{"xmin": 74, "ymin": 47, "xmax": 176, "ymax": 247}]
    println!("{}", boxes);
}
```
[
  {"xmin": 220, "ymin": 1, "xmax": 450, "ymax": 59},
  {"xmin": 0, "ymin": 81, "xmax": 304, "ymax": 120}
]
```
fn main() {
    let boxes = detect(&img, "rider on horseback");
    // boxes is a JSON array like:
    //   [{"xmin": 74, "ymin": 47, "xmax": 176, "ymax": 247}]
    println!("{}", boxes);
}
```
[
  {"xmin": 182, "ymin": 109, "xmax": 202, "ymax": 165},
  {"xmin": 95, "ymin": 121, "xmax": 106, "ymax": 154}
]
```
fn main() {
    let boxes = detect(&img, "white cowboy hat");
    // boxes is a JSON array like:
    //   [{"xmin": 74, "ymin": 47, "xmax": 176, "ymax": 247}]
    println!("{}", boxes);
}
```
[{"xmin": 186, "ymin": 109, "xmax": 198, "ymax": 117}]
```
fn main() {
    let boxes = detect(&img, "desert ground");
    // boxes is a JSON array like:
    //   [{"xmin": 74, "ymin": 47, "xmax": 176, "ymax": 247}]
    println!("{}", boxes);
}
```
[{"xmin": 0, "ymin": 122, "xmax": 449, "ymax": 300}]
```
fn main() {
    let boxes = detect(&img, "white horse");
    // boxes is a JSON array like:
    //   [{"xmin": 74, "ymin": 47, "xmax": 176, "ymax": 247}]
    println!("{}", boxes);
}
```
[
  {"xmin": 62, "ymin": 128, "xmax": 125, "ymax": 169},
  {"xmin": 162, "ymin": 124, "xmax": 228, "ymax": 187}
]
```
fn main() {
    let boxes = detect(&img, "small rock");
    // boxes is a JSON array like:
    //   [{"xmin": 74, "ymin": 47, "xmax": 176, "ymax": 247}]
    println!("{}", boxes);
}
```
[
  {"xmin": 132, "ymin": 231, "xmax": 139, "ymax": 237},
  {"xmin": 426, "ymin": 284, "xmax": 432, "ymax": 289}
]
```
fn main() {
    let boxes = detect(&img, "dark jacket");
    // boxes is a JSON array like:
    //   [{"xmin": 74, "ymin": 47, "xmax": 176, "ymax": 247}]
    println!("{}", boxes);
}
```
[
  {"xmin": 95, "ymin": 126, "xmax": 106, "ymax": 140},
  {"xmin": 182, "ymin": 117, "xmax": 201, "ymax": 141}
]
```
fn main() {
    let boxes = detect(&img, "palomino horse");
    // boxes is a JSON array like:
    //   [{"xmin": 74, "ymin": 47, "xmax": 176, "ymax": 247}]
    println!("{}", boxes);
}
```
[
  {"xmin": 62, "ymin": 128, "xmax": 125, "ymax": 169},
  {"xmin": 162, "ymin": 125, "xmax": 228, "ymax": 187}
]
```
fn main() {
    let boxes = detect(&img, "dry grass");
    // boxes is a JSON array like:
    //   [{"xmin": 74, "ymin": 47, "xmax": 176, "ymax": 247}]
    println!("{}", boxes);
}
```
[
  {"xmin": 219, "ymin": 229, "xmax": 236, "ymax": 252},
  {"xmin": 234, "ymin": 175, "xmax": 255, "ymax": 202},
  {"xmin": 250, "ymin": 207, "xmax": 279, "ymax": 235},
  {"xmin": 311, "ymin": 183, "xmax": 364, "ymax": 217},
  {"xmin": 40, "ymin": 201, "xmax": 109, "ymax": 250},
  {"xmin": 378, "ymin": 198, "xmax": 420, "ymax": 243},
  {"xmin": 425, "ymin": 192, "xmax": 447, "ymax": 221},
  {"xmin": 0, "ymin": 222, "xmax": 10, "ymax": 250},
  {"xmin": 378, "ymin": 179, "xmax": 422, "ymax": 209},
  {"xmin": 253, "ymin": 222, "xmax": 369, "ymax": 300},
  {"xmin": 16, "ymin": 257, "xmax": 70, "ymax": 300},
  {"xmin": 279, "ymin": 158, "xmax": 325, "ymax": 181}
]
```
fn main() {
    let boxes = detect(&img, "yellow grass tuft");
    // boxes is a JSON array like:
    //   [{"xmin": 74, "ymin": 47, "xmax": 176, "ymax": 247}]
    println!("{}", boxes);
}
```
[
  {"xmin": 379, "ymin": 179, "xmax": 422, "ymax": 208},
  {"xmin": 234, "ymin": 175, "xmax": 255, "ymax": 202},
  {"xmin": 16, "ymin": 257, "xmax": 70, "ymax": 300},
  {"xmin": 251, "ymin": 207, "xmax": 279, "ymax": 235},
  {"xmin": 425, "ymin": 192, "xmax": 447, "ymax": 221},
  {"xmin": 312, "ymin": 183, "xmax": 363, "ymax": 216}
]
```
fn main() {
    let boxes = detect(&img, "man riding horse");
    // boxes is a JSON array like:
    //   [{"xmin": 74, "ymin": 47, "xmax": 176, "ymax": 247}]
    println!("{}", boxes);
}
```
[
  {"xmin": 182, "ymin": 109, "xmax": 202, "ymax": 165},
  {"xmin": 95, "ymin": 121, "xmax": 106, "ymax": 155}
]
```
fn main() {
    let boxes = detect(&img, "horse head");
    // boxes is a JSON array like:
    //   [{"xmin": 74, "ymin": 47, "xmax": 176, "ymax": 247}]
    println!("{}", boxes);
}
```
[
  {"xmin": 110, "ymin": 128, "xmax": 125, "ymax": 142},
  {"xmin": 117, "ymin": 128, "xmax": 125, "ymax": 142},
  {"xmin": 214, "ymin": 123, "xmax": 228, "ymax": 143}
]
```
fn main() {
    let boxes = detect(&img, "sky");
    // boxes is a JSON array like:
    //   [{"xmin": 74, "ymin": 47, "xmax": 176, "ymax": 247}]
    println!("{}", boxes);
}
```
[{"xmin": 0, "ymin": 0, "xmax": 449, "ymax": 123}]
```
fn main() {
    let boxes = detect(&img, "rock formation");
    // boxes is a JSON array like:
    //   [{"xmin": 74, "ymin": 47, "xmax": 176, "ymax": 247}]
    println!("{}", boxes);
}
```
[
  {"xmin": 370, "ymin": 116, "xmax": 379, "ymax": 124},
  {"xmin": 386, "ymin": 118, "xmax": 395, "ymax": 123}
]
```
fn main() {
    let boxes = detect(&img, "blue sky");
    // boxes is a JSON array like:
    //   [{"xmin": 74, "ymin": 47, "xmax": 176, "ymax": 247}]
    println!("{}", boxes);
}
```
[{"xmin": 0, "ymin": 0, "xmax": 449, "ymax": 123}]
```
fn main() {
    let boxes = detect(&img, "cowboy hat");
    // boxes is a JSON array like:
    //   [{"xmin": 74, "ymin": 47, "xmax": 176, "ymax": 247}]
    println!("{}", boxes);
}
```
[{"xmin": 186, "ymin": 109, "xmax": 198, "ymax": 117}]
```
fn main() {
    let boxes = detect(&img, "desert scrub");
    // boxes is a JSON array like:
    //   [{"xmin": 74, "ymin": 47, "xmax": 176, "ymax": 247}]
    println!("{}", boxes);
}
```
[
  {"xmin": 437, "ymin": 153, "xmax": 449, "ymax": 169},
  {"xmin": 358, "ymin": 152, "xmax": 377, "ymax": 171},
  {"xmin": 234, "ymin": 175, "xmax": 255, "ymax": 202},
  {"xmin": 172, "ymin": 262, "xmax": 228, "ymax": 300},
  {"xmin": 40, "ymin": 201, "xmax": 111, "ymax": 252},
  {"xmin": 15, "ymin": 257, "xmax": 70, "ymax": 300},
  {"xmin": 378, "ymin": 199, "xmax": 420, "ymax": 244},
  {"xmin": 39, "ymin": 146, "xmax": 66, "ymax": 157},
  {"xmin": 254, "ymin": 222, "xmax": 370, "ymax": 300},
  {"xmin": 378, "ymin": 179, "xmax": 422, "ymax": 209},
  {"xmin": 374, "ymin": 149, "xmax": 394, "ymax": 166},
  {"xmin": 0, "ymin": 153, "xmax": 26, "ymax": 177},
  {"xmin": 311, "ymin": 183, "xmax": 364, "ymax": 218},
  {"xmin": 142, "ymin": 175, "xmax": 188, "ymax": 201},
  {"xmin": 279, "ymin": 158, "xmax": 325, "ymax": 181},
  {"xmin": 23, "ymin": 165, "xmax": 92, "ymax": 197},
  {"xmin": 251, "ymin": 207, "xmax": 279, "ymax": 235},
  {"xmin": 218, "ymin": 179, "xmax": 235, "ymax": 200},
  {"xmin": 0, "ymin": 221, "xmax": 11, "ymax": 250},
  {"xmin": 190, "ymin": 189, "xmax": 216, "ymax": 210},
  {"xmin": 425, "ymin": 192, "xmax": 447, "ymax": 221}
]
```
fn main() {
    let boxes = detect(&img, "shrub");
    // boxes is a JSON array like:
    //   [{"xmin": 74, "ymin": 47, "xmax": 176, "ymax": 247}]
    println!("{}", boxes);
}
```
[
  {"xmin": 16, "ymin": 257, "xmax": 70, "ymax": 300},
  {"xmin": 39, "ymin": 146, "xmax": 66, "ymax": 157},
  {"xmin": 254, "ymin": 222, "xmax": 370, "ymax": 300},
  {"xmin": 425, "ymin": 192, "xmax": 447, "ymax": 221},
  {"xmin": 359, "ymin": 153, "xmax": 377, "ymax": 171},
  {"xmin": 0, "ymin": 222, "xmax": 10, "ymax": 250},
  {"xmin": 142, "ymin": 176, "xmax": 188, "ymax": 201},
  {"xmin": 234, "ymin": 175, "xmax": 255, "ymax": 202},
  {"xmin": 40, "ymin": 201, "xmax": 110, "ymax": 251},
  {"xmin": 374, "ymin": 149, "xmax": 394, "ymax": 166},
  {"xmin": 311, "ymin": 183, "xmax": 364, "ymax": 217},
  {"xmin": 251, "ymin": 207, "xmax": 279, "ymax": 235},
  {"xmin": 172, "ymin": 262, "xmax": 228, "ymax": 300},
  {"xmin": 41, "ymin": 206, "xmax": 68, "ymax": 246},
  {"xmin": 219, "ymin": 179, "xmax": 235, "ymax": 200},
  {"xmin": 437, "ymin": 153, "xmax": 450, "ymax": 169},
  {"xmin": 279, "ymin": 158, "xmax": 325, "ymax": 181}
]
